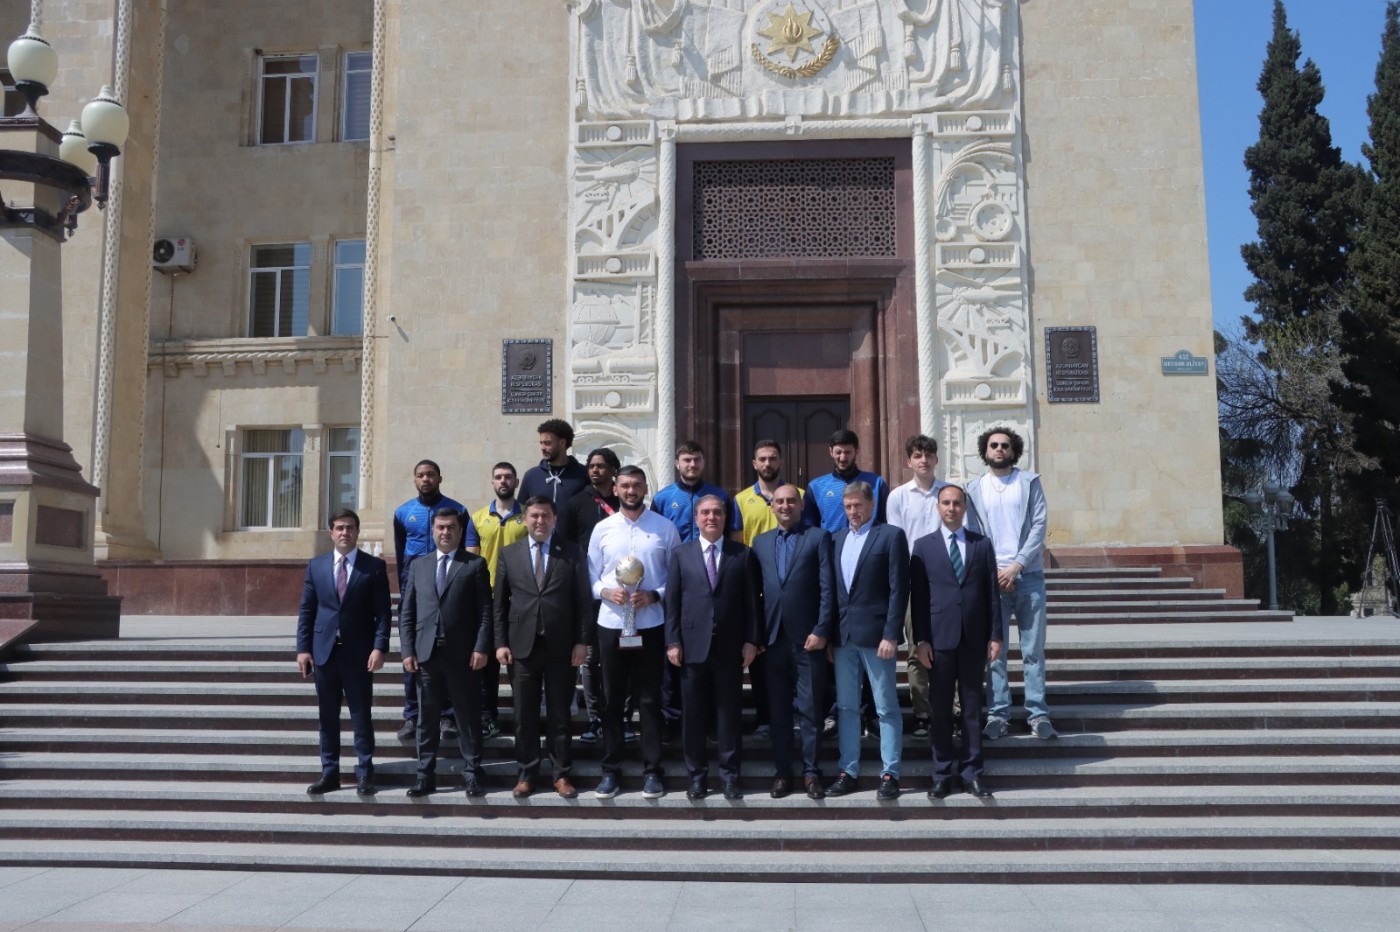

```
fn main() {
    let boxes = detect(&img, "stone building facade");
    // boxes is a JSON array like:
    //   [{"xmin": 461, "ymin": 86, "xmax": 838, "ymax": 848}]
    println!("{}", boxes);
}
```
[{"xmin": 8, "ymin": 0, "xmax": 1234, "ymax": 612}]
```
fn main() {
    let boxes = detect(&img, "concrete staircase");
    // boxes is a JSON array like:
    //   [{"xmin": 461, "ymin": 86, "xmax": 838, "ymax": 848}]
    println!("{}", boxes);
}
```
[{"xmin": 1, "ymin": 568, "xmax": 1397, "ymax": 884}]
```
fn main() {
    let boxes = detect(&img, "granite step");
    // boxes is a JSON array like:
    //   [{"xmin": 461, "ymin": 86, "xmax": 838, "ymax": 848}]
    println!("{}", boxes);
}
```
[
  {"xmin": 1045, "ymin": 610, "xmax": 1294, "ymax": 625},
  {"xmin": 1049, "ymin": 599, "xmax": 1266, "ymax": 614},
  {"xmin": 5, "ymin": 779, "xmax": 1397, "ymax": 820},
  {"xmin": 0, "ymin": 837, "xmax": 1394, "ymax": 885},
  {"xmin": 7, "ymin": 726, "xmax": 1396, "ymax": 760}
]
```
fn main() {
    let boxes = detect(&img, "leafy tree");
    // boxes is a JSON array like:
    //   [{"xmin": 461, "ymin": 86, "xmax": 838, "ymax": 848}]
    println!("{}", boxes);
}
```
[
  {"xmin": 1240, "ymin": 1, "xmax": 1361, "ymax": 353},
  {"xmin": 1340, "ymin": 0, "xmax": 1400, "ymax": 499}
]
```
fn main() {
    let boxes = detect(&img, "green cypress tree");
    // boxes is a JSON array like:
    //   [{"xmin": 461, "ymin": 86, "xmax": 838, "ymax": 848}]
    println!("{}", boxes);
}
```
[
  {"xmin": 1241, "ymin": 1, "xmax": 1359, "ymax": 352},
  {"xmin": 1340, "ymin": 1, "xmax": 1400, "ymax": 493}
]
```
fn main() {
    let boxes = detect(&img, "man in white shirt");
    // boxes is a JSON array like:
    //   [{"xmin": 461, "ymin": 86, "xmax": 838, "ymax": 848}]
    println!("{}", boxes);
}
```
[
  {"xmin": 965, "ymin": 426, "xmax": 1055, "ymax": 740},
  {"xmin": 885, "ymin": 433, "xmax": 947, "ymax": 738},
  {"xmin": 587, "ymin": 464, "xmax": 681, "ymax": 798}
]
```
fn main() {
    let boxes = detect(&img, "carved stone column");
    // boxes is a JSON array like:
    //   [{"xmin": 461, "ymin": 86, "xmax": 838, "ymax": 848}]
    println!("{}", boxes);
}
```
[{"xmin": 0, "ymin": 123, "xmax": 121, "ymax": 640}]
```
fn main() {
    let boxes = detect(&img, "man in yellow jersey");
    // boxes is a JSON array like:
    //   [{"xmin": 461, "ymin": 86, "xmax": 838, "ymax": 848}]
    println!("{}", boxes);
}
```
[{"xmin": 470, "ymin": 461, "xmax": 527, "ymax": 738}]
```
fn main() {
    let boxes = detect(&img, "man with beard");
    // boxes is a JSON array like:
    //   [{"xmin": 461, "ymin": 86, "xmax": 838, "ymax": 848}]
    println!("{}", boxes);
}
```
[
  {"xmin": 470, "ymin": 462, "xmax": 527, "ymax": 740},
  {"xmin": 965, "ymin": 426, "xmax": 1055, "ymax": 740},
  {"xmin": 802, "ymin": 429, "xmax": 889, "ymax": 533},
  {"xmin": 587, "ymin": 465, "xmax": 680, "ymax": 798},
  {"xmin": 519, "ymin": 419, "xmax": 589, "ymax": 540},
  {"xmin": 565, "ymin": 447, "xmax": 623, "ymax": 744}
]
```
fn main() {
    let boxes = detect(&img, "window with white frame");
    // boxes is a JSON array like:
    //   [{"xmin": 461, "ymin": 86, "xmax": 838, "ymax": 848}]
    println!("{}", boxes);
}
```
[
  {"xmin": 331, "ymin": 239, "xmax": 365, "ymax": 336},
  {"xmin": 240, "ymin": 429, "xmax": 304, "ymax": 529},
  {"xmin": 249, "ymin": 243, "xmax": 310, "ymax": 337},
  {"xmin": 326, "ymin": 427, "xmax": 361, "ymax": 516},
  {"xmin": 341, "ymin": 51, "xmax": 372, "ymax": 142},
  {"xmin": 259, "ymin": 53, "xmax": 318, "ymax": 145}
]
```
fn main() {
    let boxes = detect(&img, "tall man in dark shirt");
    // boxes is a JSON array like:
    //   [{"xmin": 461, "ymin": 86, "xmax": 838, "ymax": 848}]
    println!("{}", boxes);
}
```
[
  {"xmin": 519, "ymin": 419, "xmax": 590, "ymax": 540},
  {"xmin": 565, "ymin": 447, "xmax": 622, "ymax": 743}
]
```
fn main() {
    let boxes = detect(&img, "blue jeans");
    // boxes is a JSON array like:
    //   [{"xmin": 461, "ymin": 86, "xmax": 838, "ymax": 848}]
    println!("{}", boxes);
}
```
[
  {"xmin": 987, "ymin": 570, "xmax": 1049, "ymax": 720},
  {"xmin": 833, "ymin": 643, "xmax": 902, "ymax": 778}
]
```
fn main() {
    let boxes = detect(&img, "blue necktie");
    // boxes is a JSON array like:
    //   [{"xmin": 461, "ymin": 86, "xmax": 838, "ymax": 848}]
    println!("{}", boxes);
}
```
[
  {"xmin": 776, "ymin": 532, "xmax": 791, "ymax": 582},
  {"xmin": 949, "ymin": 533, "xmax": 964, "ymax": 583}
]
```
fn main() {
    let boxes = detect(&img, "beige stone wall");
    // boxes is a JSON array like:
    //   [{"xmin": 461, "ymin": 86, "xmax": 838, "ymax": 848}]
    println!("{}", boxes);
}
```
[
  {"xmin": 1020, "ymin": 0, "xmax": 1223, "ymax": 546},
  {"xmin": 377, "ymin": 0, "xmax": 571, "ymax": 517},
  {"xmin": 140, "ymin": 0, "xmax": 373, "ymax": 558}
]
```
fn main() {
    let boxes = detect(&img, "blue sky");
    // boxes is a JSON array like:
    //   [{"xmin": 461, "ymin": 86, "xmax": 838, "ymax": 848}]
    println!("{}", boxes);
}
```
[{"xmin": 1195, "ymin": 1, "xmax": 1389, "ymax": 334}]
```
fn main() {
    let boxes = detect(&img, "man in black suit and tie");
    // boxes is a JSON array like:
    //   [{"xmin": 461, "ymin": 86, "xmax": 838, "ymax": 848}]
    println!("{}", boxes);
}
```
[
  {"xmin": 664, "ymin": 495, "xmax": 761, "ymax": 800},
  {"xmin": 399, "ymin": 507, "xmax": 493, "ymax": 798},
  {"xmin": 494, "ymin": 495, "xmax": 592, "ymax": 799},
  {"xmin": 828, "ymin": 481, "xmax": 909, "ymax": 801},
  {"xmin": 296, "ymin": 508, "xmax": 392, "ymax": 796},
  {"xmin": 911, "ymin": 484, "xmax": 1004, "ymax": 799},
  {"xmin": 751, "ymin": 484, "xmax": 835, "ymax": 799}
]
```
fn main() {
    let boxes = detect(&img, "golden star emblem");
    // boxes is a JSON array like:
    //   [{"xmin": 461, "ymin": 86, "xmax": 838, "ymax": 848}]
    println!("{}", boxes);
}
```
[{"xmin": 758, "ymin": 3, "xmax": 823, "ymax": 63}]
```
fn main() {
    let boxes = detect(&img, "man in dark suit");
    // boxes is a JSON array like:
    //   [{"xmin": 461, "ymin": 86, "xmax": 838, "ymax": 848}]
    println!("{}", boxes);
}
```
[
  {"xmin": 296, "ymin": 508, "xmax": 392, "ymax": 797},
  {"xmin": 911, "ymin": 484, "xmax": 1005, "ymax": 799},
  {"xmin": 664, "ymin": 494, "xmax": 761, "ymax": 800},
  {"xmin": 399, "ymin": 507, "xmax": 493, "ymax": 798},
  {"xmin": 828, "ymin": 480, "xmax": 909, "ymax": 800},
  {"xmin": 494, "ymin": 495, "xmax": 592, "ymax": 799},
  {"xmin": 751, "ymin": 483, "xmax": 835, "ymax": 800}
]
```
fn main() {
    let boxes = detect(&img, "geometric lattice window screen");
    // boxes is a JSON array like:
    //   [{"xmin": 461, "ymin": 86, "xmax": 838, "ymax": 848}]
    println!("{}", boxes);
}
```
[{"xmin": 693, "ymin": 158, "xmax": 897, "ymax": 260}]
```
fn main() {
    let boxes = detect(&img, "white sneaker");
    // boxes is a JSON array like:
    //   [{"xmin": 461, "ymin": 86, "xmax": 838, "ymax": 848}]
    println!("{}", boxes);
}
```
[
  {"xmin": 982, "ymin": 718, "xmax": 1009, "ymax": 740},
  {"xmin": 1029, "ymin": 717, "xmax": 1058, "ymax": 739}
]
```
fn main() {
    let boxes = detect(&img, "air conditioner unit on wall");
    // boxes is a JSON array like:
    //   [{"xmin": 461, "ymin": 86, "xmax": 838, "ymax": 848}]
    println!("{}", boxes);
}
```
[{"xmin": 153, "ymin": 237, "xmax": 196, "ymax": 273}]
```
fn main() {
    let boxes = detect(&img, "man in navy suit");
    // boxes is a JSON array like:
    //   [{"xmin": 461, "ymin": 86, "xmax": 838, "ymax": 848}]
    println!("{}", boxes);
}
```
[
  {"xmin": 828, "ymin": 481, "xmax": 909, "ymax": 800},
  {"xmin": 665, "ymin": 495, "xmax": 761, "ymax": 800},
  {"xmin": 911, "ymin": 484, "xmax": 1004, "ymax": 799},
  {"xmin": 400, "ymin": 508, "xmax": 494, "ymax": 798},
  {"xmin": 296, "ymin": 508, "xmax": 392, "ymax": 797},
  {"xmin": 751, "ymin": 484, "xmax": 835, "ymax": 799}
]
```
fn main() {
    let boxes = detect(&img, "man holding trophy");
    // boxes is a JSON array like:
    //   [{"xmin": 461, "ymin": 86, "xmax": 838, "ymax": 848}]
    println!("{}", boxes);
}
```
[{"xmin": 586, "ymin": 464, "xmax": 680, "ymax": 799}]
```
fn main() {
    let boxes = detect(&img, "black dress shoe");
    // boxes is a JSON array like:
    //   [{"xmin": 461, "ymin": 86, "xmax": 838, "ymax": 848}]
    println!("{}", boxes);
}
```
[
  {"xmin": 722, "ymin": 778, "xmax": 742, "ymax": 800},
  {"xmin": 804, "ymin": 776, "xmax": 826, "ymax": 800},
  {"xmin": 687, "ymin": 776, "xmax": 708, "ymax": 799},
  {"xmin": 876, "ymin": 773, "xmax": 900, "ymax": 800},
  {"xmin": 770, "ymin": 776, "xmax": 792, "ymax": 799},
  {"xmin": 356, "ymin": 775, "xmax": 376, "ymax": 797},
  {"xmin": 463, "ymin": 774, "xmax": 486, "ymax": 798},
  {"xmin": 306, "ymin": 774, "xmax": 340, "ymax": 795},
  {"xmin": 396, "ymin": 717, "xmax": 417, "ymax": 741},
  {"xmin": 965, "ymin": 777, "xmax": 993, "ymax": 798},
  {"xmin": 826, "ymin": 772, "xmax": 859, "ymax": 797},
  {"xmin": 406, "ymin": 775, "xmax": 436, "ymax": 798},
  {"xmin": 928, "ymin": 777, "xmax": 956, "ymax": 799}
]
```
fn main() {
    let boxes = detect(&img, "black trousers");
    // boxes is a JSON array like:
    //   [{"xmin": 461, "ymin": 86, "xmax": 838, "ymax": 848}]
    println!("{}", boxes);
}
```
[
  {"xmin": 415, "ymin": 651, "xmax": 483, "ymax": 778},
  {"xmin": 597, "ymin": 625, "xmax": 665, "ymax": 776},
  {"xmin": 681, "ymin": 647, "xmax": 744, "ymax": 780},
  {"xmin": 314, "ymin": 643, "xmax": 375, "ymax": 779},
  {"xmin": 930, "ymin": 643, "xmax": 987, "ymax": 782},
  {"xmin": 764, "ymin": 637, "xmax": 828, "ymax": 778},
  {"xmin": 511, "ymin": 640, "xmax": 575, "ymax": 781}
]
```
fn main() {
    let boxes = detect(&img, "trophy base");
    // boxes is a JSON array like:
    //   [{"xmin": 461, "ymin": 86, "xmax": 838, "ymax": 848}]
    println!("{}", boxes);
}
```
[{"xmin": 618, "ymin": 634, "xmax": 644, "ymax": 650}]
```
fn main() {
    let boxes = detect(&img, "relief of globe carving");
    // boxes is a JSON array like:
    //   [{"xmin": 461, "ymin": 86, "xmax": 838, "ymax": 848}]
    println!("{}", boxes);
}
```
[
  {"xmin": 970, "ymin": 199, "xmax": 1013, "ymax": 242},
  {"xmin": 573, "ymin": 296, "xmax": 621, "ymax": 358}
]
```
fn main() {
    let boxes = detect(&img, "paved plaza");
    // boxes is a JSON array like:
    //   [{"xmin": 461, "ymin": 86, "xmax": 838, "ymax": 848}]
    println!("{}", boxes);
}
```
[{"xmin": 0, "ymin": 868, "xmax": 1395, "ymax": 931}]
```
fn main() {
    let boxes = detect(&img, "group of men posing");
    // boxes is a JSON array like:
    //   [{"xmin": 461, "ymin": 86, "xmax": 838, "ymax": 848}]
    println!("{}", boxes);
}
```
[{"xmin": 296, "ymin": 419, "xmax": 1052, "ymax": 803}]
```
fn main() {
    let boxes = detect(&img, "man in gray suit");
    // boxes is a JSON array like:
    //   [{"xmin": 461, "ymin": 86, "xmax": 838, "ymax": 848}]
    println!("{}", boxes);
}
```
[
  {"xmin": 751, "ymin": 484, "xmax": 835, "ymax": 799},
  {"xmin": 494, "ymin": 495, "xmax": 592, "ymax": 799},
  {"xmin": 828, "ymin": 481, "xmax": 909, "ymax": 801},
  {"xmin": 400, "ymin": 507, "xmax": 493, "ymax": 798}
]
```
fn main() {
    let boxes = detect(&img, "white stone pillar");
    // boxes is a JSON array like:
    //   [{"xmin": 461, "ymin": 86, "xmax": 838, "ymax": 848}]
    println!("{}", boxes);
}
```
[
  {"xmin": 912, "ymin": 118, "xmax": 938, "ymax": 435},
  {"xmin": 654, "ymin": 122, "xmax": 677, "ymax": 488}
]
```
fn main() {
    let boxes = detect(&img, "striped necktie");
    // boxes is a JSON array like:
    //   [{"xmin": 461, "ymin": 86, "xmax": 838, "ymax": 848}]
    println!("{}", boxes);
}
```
[{"xmin": 948, "ymin": 532, "xmax": 964, "ymax": 583}]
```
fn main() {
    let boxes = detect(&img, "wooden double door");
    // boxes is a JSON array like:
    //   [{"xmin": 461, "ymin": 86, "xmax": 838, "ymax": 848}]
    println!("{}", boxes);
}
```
[{"xmin": 742, "ymin": 397, "xmax": 850, "ymax": 488}]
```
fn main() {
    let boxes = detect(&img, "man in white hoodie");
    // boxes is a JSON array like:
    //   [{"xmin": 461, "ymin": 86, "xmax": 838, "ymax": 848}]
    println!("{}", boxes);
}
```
[{"xmin": 965, "ymin": 426, "xmax": 1055, "ymax": 740}]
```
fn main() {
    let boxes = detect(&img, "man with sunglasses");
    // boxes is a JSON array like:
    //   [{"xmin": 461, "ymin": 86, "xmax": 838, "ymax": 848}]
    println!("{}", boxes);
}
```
[{"xmin": 965, "ymin": 426, "xmax": 1055, "ymax": 741}]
